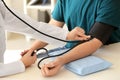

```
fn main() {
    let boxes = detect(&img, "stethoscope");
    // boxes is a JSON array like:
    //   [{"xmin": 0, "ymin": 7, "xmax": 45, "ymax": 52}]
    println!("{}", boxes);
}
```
[{"xmin": 1, "ymin": 0, "xmax": 92, "ymax": 69}]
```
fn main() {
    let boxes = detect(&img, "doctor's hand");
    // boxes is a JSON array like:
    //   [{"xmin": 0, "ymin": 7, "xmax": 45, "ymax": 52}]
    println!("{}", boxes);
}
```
[
  {"xmin": 21, "ymin": 49, "xmax": 37, "ymax": 68},
  {"xmin": 66, "ymin": 27, "xmax": 90, "ymax": 41},
  {"xmin": 41, "ymin": 57, "xmax": 64, "ymax": 77}
]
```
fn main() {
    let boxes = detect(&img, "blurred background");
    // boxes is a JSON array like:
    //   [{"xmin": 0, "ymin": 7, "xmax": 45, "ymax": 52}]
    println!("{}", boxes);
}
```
[{"xmin": 4, "ymin": 0, "xmax": 56, "ymax": 50}]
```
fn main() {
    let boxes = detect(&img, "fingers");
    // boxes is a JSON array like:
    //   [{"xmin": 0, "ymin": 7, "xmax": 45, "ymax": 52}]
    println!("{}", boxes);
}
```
[
  {"xmin": 20, "ymin": 49, "xmax": 29, "ymax": 56},
  {"xmin": 41, "ymin": 64, "xmax": 51, "ymax": 77},
  {"xmin": 34, "ymin": 54, "xmax": 37, "ymax": 62},
  {"xmin": 41, "ymin": 64, "xmax": 46, "ymax": 77},
  {"xmin": 67, "ymin": 27, "xmax": 91, "ymax": 41},
  {"xmin": 41, "ymin": 63, "xmax": 57, "ymax": 77},
  {"xmin": 74, "ymin": 27, "xmax": 91, "ymax": 41},
  {"xmin": 75, "ymin": 27, "xmax": 85, "ymax": 34},
  {"xmin": 24, "ymin": 49, "xmax": 36, "ymax": 56},
  {"xmin": 75, "ymin": 32, "xmax": 90, "ymax": 41},
  {"xmin": 44, "ymin": 64, "xmax": 50, "ymax": 76},
  {"xmin": 21, "ymin": 49, "xmax": 37, "ymax": 67},
  {"xmin": 21, "ymin": 54, "xmax": 37, "ymax": 67},
  {"xmin": 77, "ymin": 34, "xmax": 91, "ymax": 41}
]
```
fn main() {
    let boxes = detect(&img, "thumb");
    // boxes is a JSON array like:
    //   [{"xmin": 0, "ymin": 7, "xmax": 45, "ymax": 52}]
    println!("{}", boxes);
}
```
[
  {"xmin": 21, "ymin": 50, "xmax": 29, "ymax": 56},
  {"xmin": 46, "ymin": 62, "xmax": 55, "ymax": 68},
  {"xmin": 75, "ymin": 27, "xmax": 85, "ymax": 34},
  {"xmin": 24, "ymin": 50, "xmax": 34, "ymax": 56}
]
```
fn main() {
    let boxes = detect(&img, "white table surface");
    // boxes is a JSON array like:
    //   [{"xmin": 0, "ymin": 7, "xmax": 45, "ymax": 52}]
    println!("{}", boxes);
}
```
[{"xmin": 2, "ymin": 42, "xmax": 120, "ymax": 80}]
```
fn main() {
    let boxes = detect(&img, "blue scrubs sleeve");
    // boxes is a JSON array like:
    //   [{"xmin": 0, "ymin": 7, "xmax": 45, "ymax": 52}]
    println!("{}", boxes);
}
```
[
  {"xmin": 52, "ymin": 0, "xmax": 64, "ymax": 22},
  {"xmin": 96, "ymin": 0, "xmax": 120, "ymax": 28}
]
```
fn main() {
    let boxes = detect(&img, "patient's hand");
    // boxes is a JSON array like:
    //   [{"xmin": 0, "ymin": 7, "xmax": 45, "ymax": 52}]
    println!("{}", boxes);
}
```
[
  {"xmin": 41, "ymin": 57, "xmax": 63, "ymax": 77},
  {"xmin": 66, "ymin": 27, "xmax": 90, "ymax": 41}
]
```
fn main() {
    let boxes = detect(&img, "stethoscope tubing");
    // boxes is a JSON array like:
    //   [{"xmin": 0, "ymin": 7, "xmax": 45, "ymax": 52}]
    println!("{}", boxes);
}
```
[{"xmin": 1, "ymin": 0, "xmax": 93, "ymax": 70}]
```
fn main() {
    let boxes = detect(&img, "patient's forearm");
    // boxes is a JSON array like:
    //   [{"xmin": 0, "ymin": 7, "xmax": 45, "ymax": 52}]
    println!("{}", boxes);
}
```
[{"xmin": 59, "ymin": 38, "xmax": 103, "ymax": 64}]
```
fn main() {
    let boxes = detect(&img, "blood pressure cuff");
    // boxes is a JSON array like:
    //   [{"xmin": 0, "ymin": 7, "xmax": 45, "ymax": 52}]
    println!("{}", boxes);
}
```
[{"xmin": 89, "ymin": 22, "xmax": 115, "ymax": 44}]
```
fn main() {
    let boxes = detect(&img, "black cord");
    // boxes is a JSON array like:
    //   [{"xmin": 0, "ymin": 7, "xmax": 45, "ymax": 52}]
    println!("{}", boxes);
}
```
[
  {"xmin": 37, "ymin": 38, "xmax": 93, "ymax": 69},
  {"xmin": 37, "ymin": 46, "xmax": 74, "ymax": 69}
]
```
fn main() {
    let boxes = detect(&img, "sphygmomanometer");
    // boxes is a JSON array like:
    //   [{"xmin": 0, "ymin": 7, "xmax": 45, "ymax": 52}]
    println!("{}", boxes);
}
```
[
  {"xmin": 1, "ymin": 0, "xmax": 114, "ymax": 75},
  {"xmin": 89, "ymin": 22, "xmax": 115, "ymax": 45},
  {"xmin": 36, "ymin": 21, "xmax": 114, "ymax": 75}
]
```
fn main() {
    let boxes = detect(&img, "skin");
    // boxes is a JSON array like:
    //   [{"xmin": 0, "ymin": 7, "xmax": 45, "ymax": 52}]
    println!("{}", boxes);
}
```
[
  {"xmin": 25, "ymin": 18, "xmax": 103, "ymax": 77},
  {"xmin": 21, "ymin": 49, "xmax": 37, "ymax": 68}
]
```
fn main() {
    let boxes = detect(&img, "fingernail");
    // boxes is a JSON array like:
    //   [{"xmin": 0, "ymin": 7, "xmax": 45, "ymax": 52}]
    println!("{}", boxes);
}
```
[{"xmin": 88, "ymin": 35, "xmax": 91, "ymax": 37}]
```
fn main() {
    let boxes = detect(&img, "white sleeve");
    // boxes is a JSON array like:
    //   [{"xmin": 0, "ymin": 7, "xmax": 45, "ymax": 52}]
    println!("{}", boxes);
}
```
[
  {"xmin": 1, "ymin": 1, "xmax": 68, "ymax": 46},
  {"xmin": 0, "ymin": 60, "xmax": 25, "ymax": 77}
]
